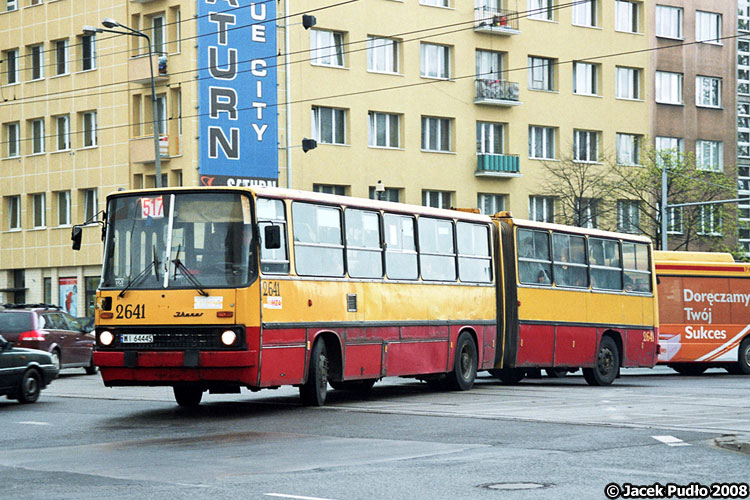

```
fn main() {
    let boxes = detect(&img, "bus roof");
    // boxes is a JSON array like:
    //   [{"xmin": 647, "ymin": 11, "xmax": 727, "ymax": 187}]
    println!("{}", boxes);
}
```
[
  {"xmin": 500, "ymin": 216, "xmax": 653, "ymax": 244},
  {"xmin": 654, "ymin": 251, "xmax": 735, "ymax": 263}
]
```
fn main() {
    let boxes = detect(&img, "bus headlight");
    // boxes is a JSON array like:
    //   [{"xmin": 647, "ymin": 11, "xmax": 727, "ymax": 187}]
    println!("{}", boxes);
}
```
[
  {"xmin": 221, "ymin": 330, "xmax": 237, "ymax": 346},
  {"xmin": 99, "ymin": 331, "xmax": 114, "ymax": 346}
]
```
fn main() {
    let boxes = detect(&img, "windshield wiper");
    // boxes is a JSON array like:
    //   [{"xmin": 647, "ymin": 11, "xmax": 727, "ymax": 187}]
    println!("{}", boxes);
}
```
[
  {"xmin": 172, "ymin": 244, "xmax": 209, "ymax": 297},
  {"xmin": 118, "ymin": 245, "xmax": 160, "ymax": 298}
]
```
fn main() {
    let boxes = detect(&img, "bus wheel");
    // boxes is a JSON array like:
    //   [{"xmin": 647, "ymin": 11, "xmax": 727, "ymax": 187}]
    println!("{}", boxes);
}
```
[
  {"xmin": 583, "ymin": 336, "xmax": 619, "ymax": 386},
  {"xmin": 329, "ymin": 379, "xmax": 376, "ymax": 393},
  {"xmin": 489, "ymin": 368, "xmax": 524, "ymax": 385},
  {"xmin": 448, "ymin": 333, "xmax": 477, "ymax": 391},
  {"xmin": 670, "ymin": 363, "xmax": 708, "ymax": 376},
  {"xmin": 734, "ymin": 337, "xmax": 750, "ymax": 375},
  {"xmin": 173, "ymin": 385, "xmax": 203, "ymax": 407},
  {"xmin": 300, "ymin": 340, "xmax": 328, "ymax": 406},
  {"xmin": 545, "ymin": 368, "xmax": 569, "ymax": 378}
]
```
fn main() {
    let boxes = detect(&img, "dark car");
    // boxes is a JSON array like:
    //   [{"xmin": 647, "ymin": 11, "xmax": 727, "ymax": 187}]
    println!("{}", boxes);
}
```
[
  {"xmin": 0, "ymin": 335, "xmax": 58, "ymax": 403},
  {"xmin": 0, "ymin": 304, "xmax": 96, "ymax": 374}
]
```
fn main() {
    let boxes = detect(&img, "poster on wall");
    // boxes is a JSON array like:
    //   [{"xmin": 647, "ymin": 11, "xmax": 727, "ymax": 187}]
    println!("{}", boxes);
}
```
[
  {"xmin": 197, "ymin": 0, "xmax": 279, "ymax": 187},
  {"xmin": 59, "ymin": 278, "xmax": 78, "ymax": 316}
]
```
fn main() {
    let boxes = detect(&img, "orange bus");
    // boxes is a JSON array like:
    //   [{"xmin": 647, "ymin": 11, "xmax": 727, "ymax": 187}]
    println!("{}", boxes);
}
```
[
  {"xmin": 73, "ymin": 187, "xmax": 658, "ymax": 406},
  {"xmin": 655, "ymin": 251, "xmax": 750, "ymax": 375}
]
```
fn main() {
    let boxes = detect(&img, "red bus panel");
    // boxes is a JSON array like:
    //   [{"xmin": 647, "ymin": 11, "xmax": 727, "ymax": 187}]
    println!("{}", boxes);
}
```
[{"xmin": 516, "ymin": 324, "xmax": 555, "ymax": 366}]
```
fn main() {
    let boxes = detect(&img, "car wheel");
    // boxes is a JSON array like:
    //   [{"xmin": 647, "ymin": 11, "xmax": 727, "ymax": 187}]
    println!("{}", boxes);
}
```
[
  {"xmin": 18, "ymin": 369, "xmax": 41, "ymax": 404},
  {"xmin": 50, "ymin": 349, "xmax": 62, "ymax": 371},
  {"xmin": 84, "ymin": 354, "xmax": 97, "ymax": 375}
]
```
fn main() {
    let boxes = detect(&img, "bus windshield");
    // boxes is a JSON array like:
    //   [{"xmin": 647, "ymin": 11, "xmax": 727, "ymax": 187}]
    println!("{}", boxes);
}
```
[{"xmin": 101, "ymin": 191, "xmax": 255, "ymax": 290}]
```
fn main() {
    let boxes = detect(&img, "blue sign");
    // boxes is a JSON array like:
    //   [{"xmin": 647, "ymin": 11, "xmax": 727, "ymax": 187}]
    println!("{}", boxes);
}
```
[{"xmin": 197, "ymin": 1, "xmax": 278, "ymax": 186}]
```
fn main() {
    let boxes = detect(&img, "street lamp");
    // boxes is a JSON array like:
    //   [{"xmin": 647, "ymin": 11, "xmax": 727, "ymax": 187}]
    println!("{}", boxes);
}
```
[{"xmin": 83, "ymin": 18, "xmax": 163, "ymax": 187}]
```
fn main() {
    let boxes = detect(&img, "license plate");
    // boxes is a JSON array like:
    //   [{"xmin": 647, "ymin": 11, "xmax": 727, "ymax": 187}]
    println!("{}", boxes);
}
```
[{"xmin": 121, "ymin": 334, "xmax": 154, "ymax": 344}]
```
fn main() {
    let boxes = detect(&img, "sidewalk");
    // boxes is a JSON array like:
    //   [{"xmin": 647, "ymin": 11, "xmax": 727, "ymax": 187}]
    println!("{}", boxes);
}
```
[{"xmin": 714, "ymin": 435, "xmax": 750, "ymax": 454}]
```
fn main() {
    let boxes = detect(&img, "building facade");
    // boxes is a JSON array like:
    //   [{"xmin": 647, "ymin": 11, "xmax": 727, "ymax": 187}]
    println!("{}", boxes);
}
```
[{"xmin": 0, "ymin": 0, "xmax": 736, "ymax": 309}]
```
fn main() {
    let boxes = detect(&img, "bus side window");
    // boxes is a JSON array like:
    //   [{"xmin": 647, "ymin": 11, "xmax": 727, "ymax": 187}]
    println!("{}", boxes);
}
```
[
  {"xmin": 384, "ymin": 213, "xmax": 418, "ymax": 280},
  {"xmin": 345, "ymin": 208, "xmax": 383, "ymax": 278},
  {"xmin": 292, "ymin": 202, "xmax": 344, "ymax": 277},
  {"xmin": 457, "ymin": 222, "xmax": 492, "ymax": 283},
  {"xmin": 589, "ymin": 238, "xmax": 622, "ymax": 290},
  {"xmin": 257, "ymin": 198, "xmax": 290, "ymax": 274},
  {"xmin": 552, "ymin": 232, "xmax": 588, "ymax": 288},
  {"xmin": 517, "ymin": 229, "xmax": 551, "ymax": 285},
  {"xmin": 419, "ymin": 217, "xmax": 456, "ymax": 281},
  {"xmin": 623, "ymin": 242, "xmax": 651, "ymax": 292}
]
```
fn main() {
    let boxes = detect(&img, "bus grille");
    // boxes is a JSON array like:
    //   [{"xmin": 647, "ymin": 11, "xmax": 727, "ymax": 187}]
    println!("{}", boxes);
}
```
[{"xmin": 96, "ymin": 326, "xmax": 245, "ymax": 351}]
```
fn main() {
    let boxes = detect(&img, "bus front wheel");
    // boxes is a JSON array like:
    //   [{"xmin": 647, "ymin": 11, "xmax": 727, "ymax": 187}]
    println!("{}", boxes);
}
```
[
  {"xmin": 173, "ymin": 385, "xmax": 203, "ymax": 407},
  {"xmin": 583, "ymin": 336, "xmax": 620, "ymax": 386},
  {"xmin": 732, "ymin": 337, "xmax": 750, "ymax": 375},
  {"xmin": 300, "ymin": 340, "xmax": 328, "ymax": 406},
  {"xmin": 448, "ymin": 333, "xmax": 477, "ymax": 391}
]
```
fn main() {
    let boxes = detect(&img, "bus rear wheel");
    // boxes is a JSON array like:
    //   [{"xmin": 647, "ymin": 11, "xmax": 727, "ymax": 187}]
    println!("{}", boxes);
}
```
[
  {"xmin": 448, "ymin": 333, "xmax": 477, "ymax": 391},
  {"xmin": 732, "ymin": 337, "xmax": 750, "ymax": 375},
  {"xmin": 669, "ymin": 363, "xmax": 708, "ymax": 376},
  {"xmin": 300, "ymin": 340, "xmax": 328, "ymax": 406},
  {"xmin": 173, "ymin": 385, "xmax": 203, "ymax": 407},
  {"xmin": 583, "ymin": 336, "xmax": 619, "ymax": 386}
]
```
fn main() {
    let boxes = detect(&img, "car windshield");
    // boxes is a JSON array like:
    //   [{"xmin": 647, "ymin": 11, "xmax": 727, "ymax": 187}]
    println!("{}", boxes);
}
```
[
  {"xmin": 101, "ymin": 191, "xmax": 255, "ymax": 290},
  {"xmin": 0, "ymin": 313, "xmax": 33, "ymax": 333}
]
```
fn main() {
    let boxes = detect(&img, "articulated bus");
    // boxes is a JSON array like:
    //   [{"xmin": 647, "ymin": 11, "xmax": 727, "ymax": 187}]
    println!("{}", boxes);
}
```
[
  {"xmin": 655, "ymin": 251, "xmax": 750, "ymax": 375},
  {"xmin": 74, "ymin": 187, "xmax": 658, "ymax": 406}
]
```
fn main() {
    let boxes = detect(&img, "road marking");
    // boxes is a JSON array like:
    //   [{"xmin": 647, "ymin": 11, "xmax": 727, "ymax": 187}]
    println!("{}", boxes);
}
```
[
  {"xmin": 17, "ymin": 421, "xmax": 51, "ymax": 426},
  {"xmin": 652, "ymin": 435, "xmax": 690, "ymax": 447},
  {"xmin": 265, "ymin": 494, "xmax": 337, "ymax": 500}
]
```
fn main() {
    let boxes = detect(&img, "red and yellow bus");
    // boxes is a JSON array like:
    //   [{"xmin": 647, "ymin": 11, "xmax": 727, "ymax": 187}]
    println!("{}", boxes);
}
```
[
  {"xmin": 655, "ymin": 251, "xmax": 750, "ymax": 375},
  {"xmin": 74, "ymin": 187, "xmax": 658, "ymax": 406}
]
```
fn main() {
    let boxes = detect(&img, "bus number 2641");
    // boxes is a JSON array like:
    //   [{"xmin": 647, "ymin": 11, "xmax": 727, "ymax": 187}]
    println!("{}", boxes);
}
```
[{"xmin": 116, "ymin": 304, "xmax": 146, "ymax": 319}]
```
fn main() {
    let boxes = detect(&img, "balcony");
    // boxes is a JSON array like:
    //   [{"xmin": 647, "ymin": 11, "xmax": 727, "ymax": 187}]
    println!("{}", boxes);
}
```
[
  {"xmin": 475, "ymin": 154, "xmax": 521, "ymax": 177},
  {"xmin": 129, "ymin": 54, "xmax": 169, "ymax": 85},
  {"xmin": 474, "ymin": 7, "xmax": 520, "ymax": 35},
  {"xmin": 130, "ymin": 135, "xmax": 173, "ymax": 164},
  {"xmin": 475, "ymin": 79, "xmax": 521, "ymax": 106}
]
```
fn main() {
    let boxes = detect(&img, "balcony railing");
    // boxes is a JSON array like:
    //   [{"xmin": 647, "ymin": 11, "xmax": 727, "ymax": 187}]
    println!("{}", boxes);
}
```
[
  {"xmin": 476, "ymin": 153, "xmax": 521, "ymax": 177},
  {"xmin": 129, "ymin": 54, "xmax": 169, "ymax": 85},
  {"xmin": 130, "ymin": 134, "xmax": 173, "ymax": 164},
  {"xmin": 475, "ymin": 79, "xmax": 521, "ymax": 106},
  {"xmin": 474, "ymin": 7, "xmax": 520, "ymax": 35}
]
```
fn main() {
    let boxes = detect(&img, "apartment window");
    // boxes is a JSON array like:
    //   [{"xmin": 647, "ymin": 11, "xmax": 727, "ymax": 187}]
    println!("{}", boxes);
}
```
[
  {"xmin": 422, "ymin": 190, "xmax": 452, "ymax": 209},
  {"xmin": 421, "ymin": 0, "xmax": 449, "ymax": 6},
  {"xmin": 476, "ymin": 121, "xmax": 503, "ymax": 154},
  {"xmin": 667, "ymin": 207, "xmax": 683, "ymax": 234},
  {"xmin": 81, "ymin": 34, "xmax": 96, "ymax": 71},
  {"xmin": 698, "ymin": 205, "xmax": 722, "ymax": 236},
  {"xmin": 83, "ymin": 189, "xmax": 98, "ymax": 222},
  {"xmin": 655, "ymin": 5, "xmax": 682, "ymax": 39},
  {"xmin": 577, "ymin": 198, "xmax": 599, "ymax": 229},
  {"xmin": 368, "ymin": 112, "xmax": 400, "ymax": 148},
  {"xmin": 696, "ymin": 11, "xmax": 722, "ymax": 44},
  {"xmin": 529, "ymin": 196, "xmax": 555, "ymax": 222},
  {"xmin": 6, "ymin": 0, "xmax": 17, "ymax": 11},
  {"xmin": 32, "ymin": 193, "xmax": 46, "ymax": 229},
  {"xmin": 367, "ymin": 36, "xmax": 399, "ymax": 73},
  {"xmin": 572, "ymin": 0, "xmax": 597, "ymax": 27},
  {"xmin": 478, "ymin": 193, "xmax": 506, "ymax": 215},
  {"xmin": 616, "ymin": 66, "xmax": 640, "ymax": 99},
  {"xmin": 739, "ymin": 104, "xmax": 750, "ymax": 158},
  {"xmin": 574, "ymin": 130, "xmax": 599, "ymax": 163},
  {"xmin": 31, "ymin": 118, "xmax": 44, "ymax": 154},
  {"xmin": 82, "ymin": 112, "xmax": 97, "ymax": 148},
  {"xmin": 655, "ymin": 136, "xmax": 684, "ymax": 166},
  {"xmin": 739, "ymin": 40, "xmax": 750, "ymax": 96},
  {"xmin": 55, "ymin": 115, "xmax": 70, "ymax": 151},
  {"xmin": 615, "ymin": 0, "xmax": 638, "ymax": 33},
  {"xmin": 29, "ymin": 44, "xmax": 43, "ymax": 80},
  {"xmin": 696, "ymin": 76, "xmax": 721, "ymax": 108},
  {"xmin": 696, "ymin": 140, "xmax": 723, "ymax": 172},
  {"xmin": 4, "ymin": 122, "xmax": 19, "ymax": 158},
  {"xmin": 310, "ymin": 29, "xmax": 345, "ymax": 67},
  {"xmin": 7, "ymin": 196, "xmax": 20, "ymax": 230},
  {"xmin": 617, "ymin": 200, "xmax": 640, "ymax": 234},
  {"xmin": 655, "ymin": 71, "xmax": 683, "ymax": 104},
  {"xmin": 529, "ymin": 126, "xmax": 555, "ymax": 159},
  {"xmin": 528, "ymin": 0, "xmax": 553, "ymax": 21},
  {"xmin": 30, "ymin": 0, "xmax": 41, "ymax": 5},
  {"xmin": 528, "ymin": 56, "xmax": 554, "ymax": 91},
  {"xmin": 421, "ymin": 116, "xmax": 451, "ymax": 152},
  {"xmin": 150, "ymin": 15, "xmax": 166, "ymax": 54},
  {"xmin": 312, "ymin": 106, "xmax": 346, "ymax": 145},
  {"xmin": 420, "ymin": 43, "xmax": 450, "ymax": 79},
  {"xmin": 616, "ymin": 133, "xmax": 640, "ymax": 166},
  {"xmin": 369, "ymin": 186, "xmax": 400, "ymax": 202},
  {"xmin": 4, "ymin": 49, "xmax": 18, "ymax": 84},
  {"xmin": 573, "ymin": 62, "xmax": 597, "ymax": 95},
  {"xmin": 57, "ymin": 191, "xmax": 70, "ymax": 226},
  {"xmin": 476, "ymin": 49, "xmax": 502, "ymax": 80},
  {"xmin": 55, "ymin": 39, "xmax": 68, "ymax": 76}
]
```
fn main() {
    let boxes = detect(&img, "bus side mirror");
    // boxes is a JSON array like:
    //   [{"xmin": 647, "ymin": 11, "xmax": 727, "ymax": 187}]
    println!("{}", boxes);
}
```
[
  {"xmin": 71, "ymin": 225, "xmax": 83, "ymax": 251},
  {"xmin": 264, "ymin": 225, "xmax": 281, "ymax": 249}
]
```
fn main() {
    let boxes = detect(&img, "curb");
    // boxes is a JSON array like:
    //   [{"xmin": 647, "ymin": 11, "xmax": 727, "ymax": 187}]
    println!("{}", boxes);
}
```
[{"xmin": 714, "ymin": 435, "xmax": 750, "ymax": 454}]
